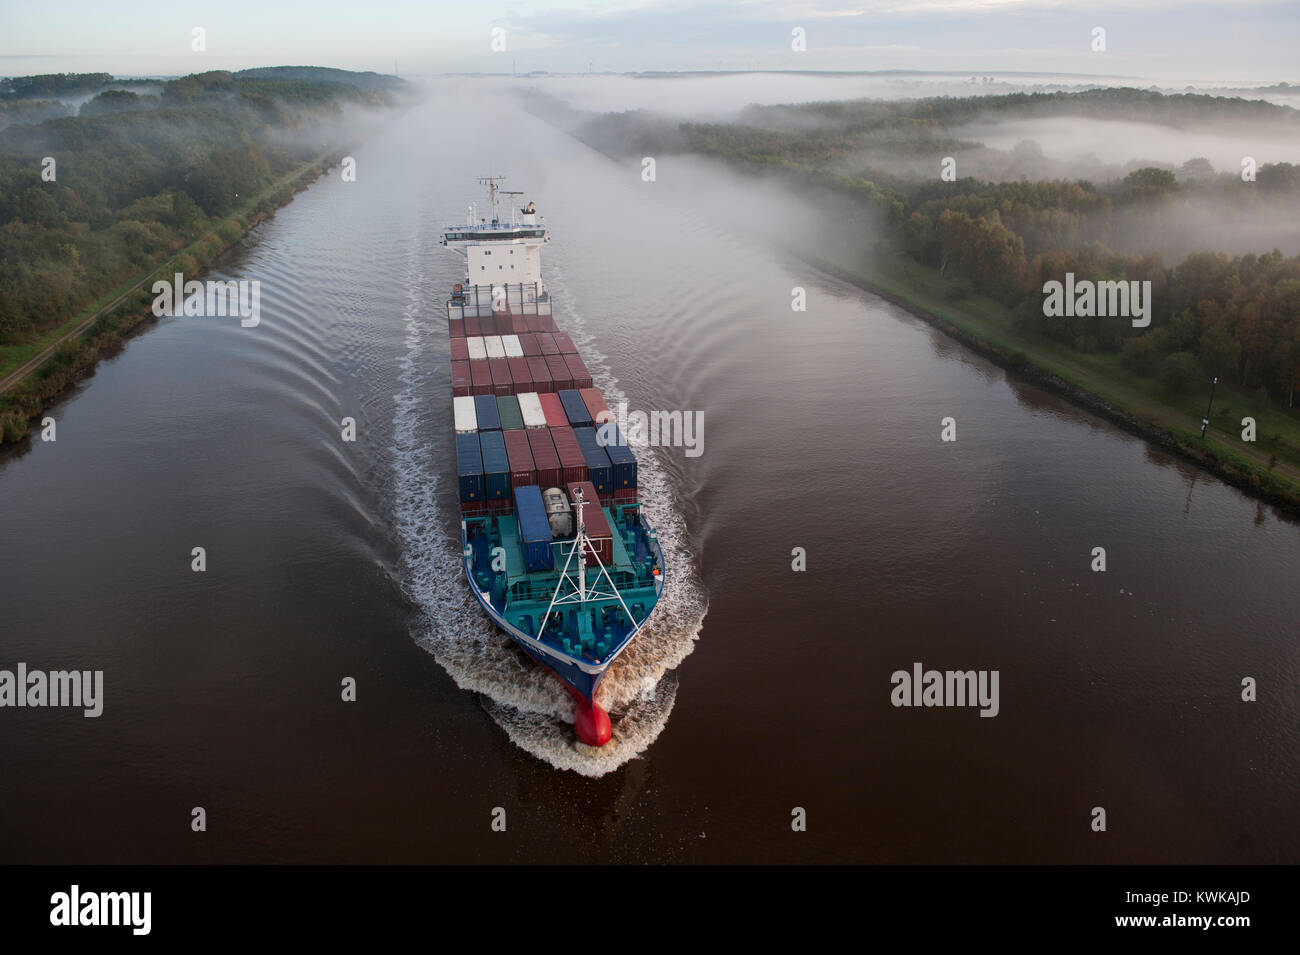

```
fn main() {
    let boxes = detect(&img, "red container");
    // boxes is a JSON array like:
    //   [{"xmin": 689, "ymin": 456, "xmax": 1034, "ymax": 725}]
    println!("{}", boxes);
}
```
[
  {"xmin": 448, "ymin": 318, "xmax": 465, "ymax": 339},
  {"xmin": 461, "ymin": 501, "xmax": 487, "ymax": 517},
  {"xmin": 539, "ymin": 315, "xmax": 557, "ymax": 332},
  {"xmin": 564, "ymin": 354, "xmax": 593, "ymax": 390},
  {"xmin": 579, "ymin": 387, "xmax": 612, "ymax": 425},
  {"xmin": 545, "ymin": 353, "xmax": 573, "ymax": 390},
  {"xmin": 451, "ymin": 360, "xmax": 472, "ymax": 397},
  {"xmin": 552, "ymin": 331, "xmax": 576, "ymax": 355},
  {"xmin": 565, "ymin": 480, "xmax": 613, "ymax": 567},
  {"xmin": 469, "ymin": 360, "xmax": 492, "ymax": 396},
  {"xmin": 525, "ymin": 315, "xmax": 546, "ymax": 333},
  {"xmin": 612, "ymin": 489, "xmax": 638, "ymax": 505},
  {"xmin": 507, "ymin": 357, "xmax": 533, "ymax": 394},
  {"xmin": 450, "ymin": 338, "xmax": 469, "ymax": 362},
  {"xmin": 518, "ymin": 333, "xmax": 541, "ymax": 357},
  {"xmin": 526, "ymin": 429, "xmax": 563, "ymax": 488},
  {"xmin": 465, "ymin": 315, "xmax": 483, "ymax": 337},
  {"xmin": 538, "ymin": 392, "xmax": 567, "ymax": 428},
  {"xmin": 549, "ymin": 426, "xmax": 588, "ymax": 486},
  {"xmin": 536, "ymin": 333, "xmax": 560, "ymax": 356},
  {"xmin": 502, "ymin": 429, "xmax": 536, "ymax": 489},
  {"xmin": 511, "ymin": 315, "xmax": 529, "ymax": 334},
  {"xmin": 488, "ymin": 358, "xmax": 512, "ymax": 397},
  {"xmin": 525, "ymin": 356, "xmax": 553, "ymax": 392}
]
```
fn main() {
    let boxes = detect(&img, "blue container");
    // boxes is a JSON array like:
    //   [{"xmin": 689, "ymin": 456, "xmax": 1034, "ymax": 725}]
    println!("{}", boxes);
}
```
[
  {"xmin": 514, "ymin": 485, "xmax": 554, "ymax": 572},
  {"xmin": 572, "ymin": 427, "xmax": 612, "ymax": 496},
  {"xmin": 558, "ymin": 389, "xmax": 594, "ymax": 429},
  {"xmin": 598, "ymin": 423, "xmax": 638, "ymax": 490},
  {"xmin": 478, "ymin": 430, "xmax": 511, "ymax": 502},
  {"xmin": 455, "ymin": 433, "xmax": 484, "ymax": 502},
  {"xmin": 473, "ymin": 394, "xmax": 501, "ymax": 431}
]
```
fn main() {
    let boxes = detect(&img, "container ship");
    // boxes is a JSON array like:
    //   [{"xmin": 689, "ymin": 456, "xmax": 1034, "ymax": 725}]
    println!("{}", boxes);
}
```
[{"xmin": 441, "ymin": 178, "xmax": 665, "ymax": 747}]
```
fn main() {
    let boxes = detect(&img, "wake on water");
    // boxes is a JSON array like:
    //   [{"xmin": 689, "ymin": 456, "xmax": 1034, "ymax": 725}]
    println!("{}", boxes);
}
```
[{"xmin": 393, "ymin": 225, "xmax": 707, "ymax": 778}]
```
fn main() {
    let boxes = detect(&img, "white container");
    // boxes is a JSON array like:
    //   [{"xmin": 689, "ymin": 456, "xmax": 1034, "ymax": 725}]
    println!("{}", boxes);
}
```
[
  {"xmin": 466, "ymin": 336, "xmax": 487, "ymax": 361},
  {"xmin": 453, "ymin": 395, "xmax": 478, "ymax": 434},
  {"xmin": 517, "ymin": 392, "xmax": 547, "ymax": 429},
  {"xmin": 502, "ymin": 334, "xmax": 524, "ymax": 358},
  {"xmin": 484, "ymin": 335, "xmax": 506, "ymax": 359}
]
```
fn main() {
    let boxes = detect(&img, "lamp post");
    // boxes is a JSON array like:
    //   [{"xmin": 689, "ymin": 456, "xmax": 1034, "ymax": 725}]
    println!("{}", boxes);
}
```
[{"xmin": 1200, "ymin": 376, "xmax": 1218, "ymax": 438}]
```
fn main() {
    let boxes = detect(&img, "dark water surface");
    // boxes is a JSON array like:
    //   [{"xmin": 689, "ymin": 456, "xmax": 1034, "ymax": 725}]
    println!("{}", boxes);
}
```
[{"xmin": 2, "ymin": 85, "xmax": 1297, "ymax": 863}]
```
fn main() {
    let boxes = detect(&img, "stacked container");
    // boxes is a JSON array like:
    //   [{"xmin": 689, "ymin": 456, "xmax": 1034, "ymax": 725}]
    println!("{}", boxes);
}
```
[
  {"xmin": 526, "ymin": 356, "xmax": 553, "ymax": 392},
  {"xmin": 545, "ymin": 354, "xmax": 573, "ymax": 390},
  {"xmin": 517, "ymin": 392, "xmax": 547, "ymax": 429},
  {"xmin": 496, "ymin": 395, "xmax": 524, "ymax": 431},
  {"xmin": 488, "ymin": 358, "xmax": 512, "ymax": 397},
  {"xmin": 565, "ymin": 481, "xmax": 613, "ymax": 567},
  {"xmin": 558, "ymin": 389, "xmax": 594, "ymax": 428},
  {"xmin": 451, "ymin": 361, "xmax": 472, "ymax": 397},
  {"xmin": 598, "ymin": 422, "xmax": 639, "ymax": 504},
  {"xmin": 573, "ymin": 427, "xmax": 614, "ymax": 503},
  {"xmin": 473, "ymin": 394, "xmax": 501, "ymax": 431},
  {"xmin": 453, "ymin": 395, "xmax": 478, "ymax": 434},
  {"xmin": 579, "ymin": 387, "xmax": 612, "ymax": 426},
  {"xmin": 503, "ymin": 429, "xmax": 537, "ymax": 490},
  {"xmin": 455, "ymin": 433, "xmax": 484, "ymax": 511},
  {"xmin": 549, "ymin": 426, "xmax": 588, "ymax": 485},
  {"xmin": 526, "ymin": 429, "xmax": 563, "ymax": 488},
  {"xmin": 478, "ymin": 430, "xmax": 511, "ymax": 512}
]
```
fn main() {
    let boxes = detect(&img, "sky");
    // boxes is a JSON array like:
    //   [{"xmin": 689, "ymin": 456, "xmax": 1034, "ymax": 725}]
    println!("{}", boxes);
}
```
[{"xmin": 1, "ymin": 0, "xmax": 1297, "ymax": 83}]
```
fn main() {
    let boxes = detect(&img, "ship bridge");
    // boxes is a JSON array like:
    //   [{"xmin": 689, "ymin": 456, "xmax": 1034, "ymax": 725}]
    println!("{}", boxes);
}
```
[{"xmin": 443, "ymin": 176, "xmax": 551, "ymax": 318}]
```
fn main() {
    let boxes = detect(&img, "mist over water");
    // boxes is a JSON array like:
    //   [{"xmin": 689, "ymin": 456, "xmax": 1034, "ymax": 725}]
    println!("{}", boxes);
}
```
[{"xmin": 0, "ymin": 77, "xmax": 1297, "ymax": 862}]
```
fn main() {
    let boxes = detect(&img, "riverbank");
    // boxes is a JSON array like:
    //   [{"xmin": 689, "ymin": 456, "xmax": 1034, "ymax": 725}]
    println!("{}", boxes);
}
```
[
  {"xmin": 809, "ymin": 246, "xmax": 1300, "ymax": 519},
  {"xmin": 0, "ymin": 152, "xmax": 341, "ymax": 445}
]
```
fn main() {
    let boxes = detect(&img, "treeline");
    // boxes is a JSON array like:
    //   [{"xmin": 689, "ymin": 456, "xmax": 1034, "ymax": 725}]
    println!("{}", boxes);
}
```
[
  {"xmin": 0, "ymin": 67, "xmax": 409, "ymax": 347},
  {"xmin": 562, "ymin": 90, "xmax": 1300, "ymax": 409}
]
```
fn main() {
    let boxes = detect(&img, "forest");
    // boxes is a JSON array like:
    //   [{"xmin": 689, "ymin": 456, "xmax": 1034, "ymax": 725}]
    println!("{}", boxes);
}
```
[{"xmin": 558, "ymin": 89, "xmax": 1300, "ymax": 412}]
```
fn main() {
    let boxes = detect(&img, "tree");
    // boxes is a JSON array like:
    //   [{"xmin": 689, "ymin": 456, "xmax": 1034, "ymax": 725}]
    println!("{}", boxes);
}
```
[{"xmin": 1159, "ymin": 351, "xmax": 1202, "ymax": 394}]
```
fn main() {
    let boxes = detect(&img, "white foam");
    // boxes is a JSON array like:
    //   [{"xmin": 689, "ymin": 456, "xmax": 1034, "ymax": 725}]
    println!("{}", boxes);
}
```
[{"xmin": 392, "ymin": 225, "xmax": 708, "ymax": 776}]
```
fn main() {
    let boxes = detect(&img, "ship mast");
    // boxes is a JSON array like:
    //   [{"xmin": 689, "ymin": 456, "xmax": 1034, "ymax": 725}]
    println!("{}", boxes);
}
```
[{"xmin": 477, "ymin": 175, "xmax": 506, "ymax": 224}]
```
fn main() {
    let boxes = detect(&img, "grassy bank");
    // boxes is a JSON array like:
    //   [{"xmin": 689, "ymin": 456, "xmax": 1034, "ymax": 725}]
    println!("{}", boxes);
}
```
[
  {"xmin": 810, "ymin": 243, "xmax": 1300, "ymax": 515},
  {"xmin": 0, "ymin": 152, "xmax": 339, "ymax": 444}
]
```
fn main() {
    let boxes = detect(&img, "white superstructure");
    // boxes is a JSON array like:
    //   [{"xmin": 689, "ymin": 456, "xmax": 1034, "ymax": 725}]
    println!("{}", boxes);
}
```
[{"xmin": 442, "ymin": 176, "xmax": 552, "ymax": 319}]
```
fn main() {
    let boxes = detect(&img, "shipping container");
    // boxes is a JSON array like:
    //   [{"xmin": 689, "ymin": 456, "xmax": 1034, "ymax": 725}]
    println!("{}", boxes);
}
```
[
  {"xmin": 538, "ymin": 392, "xmax": 567, "ymax": 428},
  {"xmin": 455, "ymin": 433, "xmax": 484, "ymax": 504},
  {"xmin": 451, "ymin": 360, "xmax": 472, "ymax": 398},
  {"xmin": 502, "ymin": 335, "xmax": 524, "ymax": 358},
  {"xmin": 513, "ymin": 485, "xmax": 554, "ymax": 573},
  {"xmin": 517, "ymin": 392, "xmax": 547, "ymax": 429},
  {"xmin": 525, "ymin": 356, "xmax": 553, "ymax": 393},
  {"xmin": 579, "ymin": 387, "xmax": 612, "ymax": 426},
  {"xmin": 536, "ymin": 333, "xmax": 560, "ymax": 356},
  {"xmin": 597, "ymin": 422, "xmax": 638, "ymax": 491},
  {"xmin": 510, "ymin": 314, "xmax": 529, "ymax": 335},
  {"xmin": 518, "ymin": 333, "xmax": 541, "ymax": 356},
  {"xmin": 453, "ymin": 395, "xmax": 478, "ymax": 434},
  {"xmin": 496, "ymin": 394, "xmax": 524, "ymax": 431},
  {"xmin": 573, "ymin": 427, "xmax": 613, "ymax": 497},
  {"xmin": 612, "ymin": 489, "xmax": 638, "ymax": 505},
  {"xmin": 545, "ymin": 353, "xmax": 573, "ymax": 390},
  {"xmin": 469, "ymin": 360, "xmax": 492, "ymax": 396},
  {"xmin": 450, "ymin": 337, "xmax": 470, "ymax": 362},
  {"xmin": 563, "ymin": 354, "xmax": 593, "ymax": 389},
  {"xmin": 484, "ymin": 335, "xmax": 506, "ymax": 359},
  {"xmin": 466, "ymin": 336, "xmax": 488, "ymax": 361},
  {"xmin": 507, "ymin": 356, "xmax": 533, "ymax": 394},
  {"xmin": 465, "ymin": 315, "xmax": 483, "ymax": 337},
  {"xmin": 558, "ymin": 389, "xmax": 594, "ymax": 428},
  {"xmin": 539, "ymin": 315, "xmax": 557, "ymax": 332},
  {"xmin": 564, "ymin": 480, "xmax": 613, "ymax": 567},
  {"xmin": 525, "ymin": 315, "xmax": 546, "ymax": 333},
  {"xmin": 478, "ymin": 430, "xmax": 511, "ymax": 504},
  {"xmin": 488, "ymin": 357, "xmax": 512, "ymax": 397},
  {"xmin": 503, "ymin": 429, "xmax": 537, "ymax": 489},
  {"xmin": 549, "ymin": 426, "xmax": 588, "ymax": 486},
  {"xmin": 552, "ymin": 331, "xmax": 577, "ymax": 355},
  {"xmin": 448, "ymin": 317, "xmax": 465, "ymax": 339},
  {"xmin": 473, "ymin": 394, "xmax": 501, "ymax": 431},
  {"xmin": 526, "ymin": 429, "xmax": 563, "ymax": 488}
]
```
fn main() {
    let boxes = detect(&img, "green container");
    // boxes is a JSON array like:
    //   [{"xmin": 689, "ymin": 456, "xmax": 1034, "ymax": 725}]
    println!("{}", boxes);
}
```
[{"xmin": 496, "ymin": 395, "xmax": 524, "ymax": 431}]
